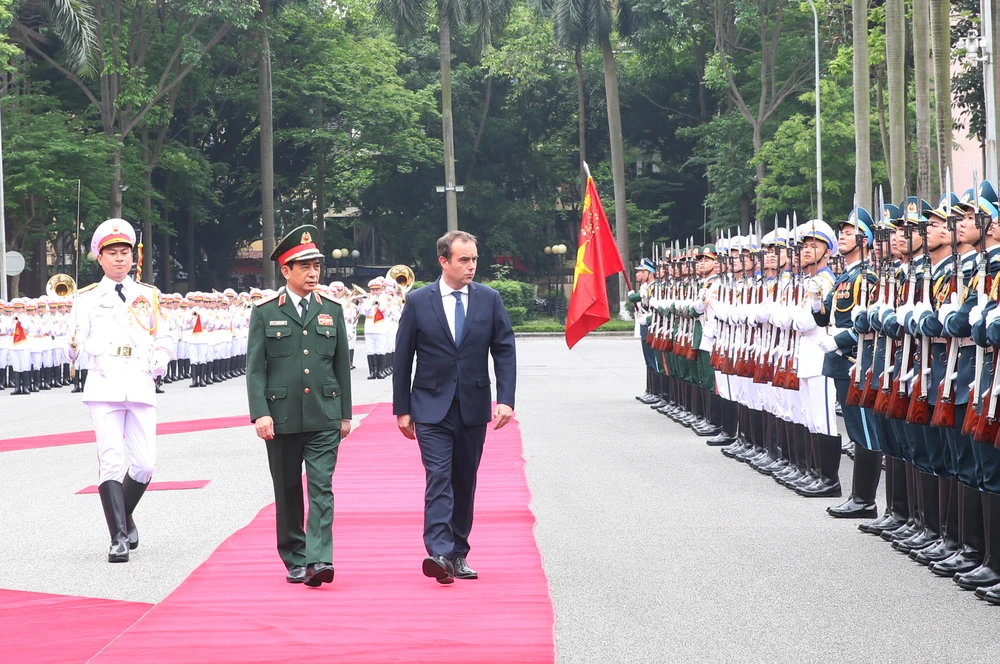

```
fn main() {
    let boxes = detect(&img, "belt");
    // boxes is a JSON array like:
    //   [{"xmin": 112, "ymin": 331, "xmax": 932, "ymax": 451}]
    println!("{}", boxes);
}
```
[
  {"xmin": 110, "ymin": 345, "xmax": 134, "ymax": 357},
  {"xmin": 960, "ymin": 338, "xmax": 978, "ymax": 348},
  {"xmin": 931, "ymin": 337, "xmax": 948, "ymax": 345}
]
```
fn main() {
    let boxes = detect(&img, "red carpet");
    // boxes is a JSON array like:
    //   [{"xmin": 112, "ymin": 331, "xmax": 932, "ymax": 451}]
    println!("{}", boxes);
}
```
[
  {"xmin": 91, "ymin": 403, "xmax": 555, "ymax": 663},
  {"xmin": 0, "ymin": 589, "xmax": 151, "ymax": 664},
  {"xmin": 77, "ymin": 480, "xmax": 211, "ymax": 495},
  {"xmin": 0, "ymin": 404, "xmax": 376, "ymax": 453}
]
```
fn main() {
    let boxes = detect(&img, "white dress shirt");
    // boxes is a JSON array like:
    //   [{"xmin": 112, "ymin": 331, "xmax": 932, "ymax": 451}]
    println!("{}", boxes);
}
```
[{"xmin": 439, "ymin": 280, "xmax": 469, "ymax": 342}]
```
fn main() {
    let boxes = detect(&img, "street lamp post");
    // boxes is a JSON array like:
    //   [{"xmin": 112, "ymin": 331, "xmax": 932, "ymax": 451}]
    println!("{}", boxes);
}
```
[
  {"xmin": 962, "ymin": 24, "xmax": 996, "ymax": 183},
  {"xmin": 805, "ymin": 0, "xmax": 823, "ymax": 221}
]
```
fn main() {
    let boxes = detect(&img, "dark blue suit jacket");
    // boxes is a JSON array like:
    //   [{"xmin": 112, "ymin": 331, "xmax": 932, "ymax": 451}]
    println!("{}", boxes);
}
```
[{"xmin": 393, "ymin": 279, "xmax": 516, "ymax": 426}]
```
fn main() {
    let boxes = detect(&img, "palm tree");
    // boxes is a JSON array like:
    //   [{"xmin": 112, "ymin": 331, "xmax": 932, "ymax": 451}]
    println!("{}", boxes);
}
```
[
  {"xmin": 552, "ymin": 0, "xmax": 635, "ymax": 309},
  {"xmin": 885, "ymin": 0, "xmax": 905, "ymax": 199},
  {"xmin": 929, "ymin": 0, "xmax": 951, "ymax": 185},
  {"xmin": 913, "ymin": 0, "xmax": 931, "ymax": 200},
  {"xmin": 853, "ymin": 0, "xmax": 871, "ymax": 207},
  {"xmin": 14, "ymin": 0, "xmax": 98, "ymax": 75}
]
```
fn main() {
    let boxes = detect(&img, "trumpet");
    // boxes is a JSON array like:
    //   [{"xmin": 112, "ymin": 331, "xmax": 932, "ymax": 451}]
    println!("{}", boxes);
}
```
[
  {"xmin": 46, "ymin": 274, "xmax": 76, "ymax": 298},
  {"xmin": 349, "ymin": 284, "xmax": 368, "ymax": 301}
]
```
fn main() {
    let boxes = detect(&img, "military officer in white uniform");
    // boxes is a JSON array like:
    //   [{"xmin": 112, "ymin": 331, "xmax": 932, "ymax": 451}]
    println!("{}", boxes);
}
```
[{"xmin": 71, "ymin": 218, "xmax": 175, "ymax": 563}]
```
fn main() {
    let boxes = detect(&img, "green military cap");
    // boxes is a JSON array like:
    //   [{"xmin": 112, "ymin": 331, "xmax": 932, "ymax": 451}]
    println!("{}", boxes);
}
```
[
  {"xmin": 698, "ymin": 244, "xmax": 718, "ymax": 259},
  {"xmin": 271, "ymin": 224, "xmax": 324, "ymax": 266}
]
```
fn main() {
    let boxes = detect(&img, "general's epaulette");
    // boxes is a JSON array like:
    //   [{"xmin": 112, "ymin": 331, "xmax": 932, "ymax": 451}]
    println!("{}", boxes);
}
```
[
  {"xmin": 317, "ymin": 291, "xmax": 343, "ymax": 307},
  {"xmin": 78, "ymin": 283, "xmax": 99, "ymax": 294},
  {"xmin": 255, "ymin": 292, "xmax": 280, "ymax": 307}
]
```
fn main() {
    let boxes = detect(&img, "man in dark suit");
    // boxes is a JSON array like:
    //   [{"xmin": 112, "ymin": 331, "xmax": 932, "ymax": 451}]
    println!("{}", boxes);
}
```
[{"xmin": 393, "ymin": 230, "xmax": 517, "ymax": 584}]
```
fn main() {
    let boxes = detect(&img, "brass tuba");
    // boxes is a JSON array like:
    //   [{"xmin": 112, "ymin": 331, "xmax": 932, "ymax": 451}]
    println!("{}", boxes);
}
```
[
  {"xmin": 350, "ymin": 284, "xmax": 368, "ymax": 301},
  {"xmin": 386, "ymin": 265, "xmax": 415, "ymax": 293},
  {"xmin": 46, "ymin": 274, "xmax": 76, "ymax": 298}
]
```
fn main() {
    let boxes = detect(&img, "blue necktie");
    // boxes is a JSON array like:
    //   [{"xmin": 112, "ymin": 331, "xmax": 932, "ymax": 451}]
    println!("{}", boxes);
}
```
[{"xmin": 453, "ymin": 291, "xmax": 465, "ymax": 344}]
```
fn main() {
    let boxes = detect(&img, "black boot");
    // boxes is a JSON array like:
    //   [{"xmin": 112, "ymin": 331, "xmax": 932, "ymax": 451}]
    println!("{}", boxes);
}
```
[
  {"xmin": 349, "ymin": 349, "xmax": 355, "ymax": 370},
  {"xmin": 861, "ymin": 456, "xmax": 908, "ymax": 534},
  {"xmin": 828, "ymin": 444, "xmax": 882, "ymax": 518},
  {"xmin": 796, "ymin": 434, "xmax": 843, "ymax": 497},
  {"xmin": 386, "ymin": 352, "xmax": 394, "ymax": 375},
  {"xmin": 155, "ymin": 377, "xmax": 165, "ymax": 394},
  {"xmin": 894, "ymin": 471, "xmax": 942, "ymax": 553},
  {"xmin": 190, "ymin": 363, "xmax": 200, "ymax": 388},
  {"xmin": 81, "ymin": 369, "xmax": 89, "ymax": 389},
  {"xmin": 122, "ymin": 475, "xmax": 149, "ymax": 551},
  {"xmin": 11, "ymin": 371, "xmax": 27, "ymax": 396},
  {"xmin": 956, "ymin": 492, "xmax": 1000, "ymax": 590},
  {"xmin": 164, "ymin": 360, "xmax": 175, "ymax": 384},
  {"xmin": 0, "ymin": 366, "xmax": 6, "ymax": 390},
  {"xmin": 931, "ymin": 483, "xmax": 985, "ymax": 576},
  {"xmin": 71, "ymin": 371, "xmax": 83, "ymax": 393},
  {"xmin": 39, "ymin": 367, "xmax": 50, "ymax": 390},
  {"xmin": 29, "ymin": 369, "xmax": 39, "ymax": 392},
  {"xmin": 367, "ymin": 355, "xmax": 377, "ymax": 380},
  {"xmin": 913, "ymin": 476, "xmax": 961, "ymax": 564},
  {"xmin": 98, "ymin": 480, "xmax": 130, "ymax": 563},
  {"xmin": 377, "ymin": 354, "xmax": 389, "ymax": 379}
]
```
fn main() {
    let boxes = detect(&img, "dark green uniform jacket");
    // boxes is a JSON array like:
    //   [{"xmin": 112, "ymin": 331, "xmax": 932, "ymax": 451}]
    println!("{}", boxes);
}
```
[{"xmin": 247, "ymin": 288, "xmax": 353, "ymax": 434}]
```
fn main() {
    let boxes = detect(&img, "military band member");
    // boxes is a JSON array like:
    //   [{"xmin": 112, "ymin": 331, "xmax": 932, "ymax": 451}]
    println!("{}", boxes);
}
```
[
  {"xmin": 247, "ymin": 224, "xmax": 353, "ymax": 587},
  {"xmin": 70, "ymin": 218, "xmax": 175, "ymax": 563}
]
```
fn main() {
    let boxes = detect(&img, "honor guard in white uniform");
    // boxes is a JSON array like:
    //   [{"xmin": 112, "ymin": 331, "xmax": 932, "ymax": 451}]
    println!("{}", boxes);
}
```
[{"xmin": 70, "ymin": 218, "xmax": 175, "ymax": 563}]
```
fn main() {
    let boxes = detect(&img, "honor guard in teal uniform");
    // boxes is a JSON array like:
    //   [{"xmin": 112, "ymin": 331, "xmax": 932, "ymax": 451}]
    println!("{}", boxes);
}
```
[
  {"xmin": 936, "ymin": 188, "xmax": 1000, "ymax": 577},
  {"xmin": 820, "ymin": 206, "xmax": 883, "ymax": 512},
  {"xmin": 246, "ymin": 224, "xmax": 353, "ymax": 587},
  {"xmin": 633, "ymin": 258, "xmax": 660, "ymax": 404}
]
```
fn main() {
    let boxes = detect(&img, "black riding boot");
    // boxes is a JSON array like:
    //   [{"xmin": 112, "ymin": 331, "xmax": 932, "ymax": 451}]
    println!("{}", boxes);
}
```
[
  {"xmin": 914, "ymin": 476, "xmax": 961, "ymax": 565},
  {"xmin": 932, "ymin": 484, "xmax": 986, "ymax": 577},
  {"xmin": 122, "ymin": 474, "xmax": 149, "ymax": 551},
  {"xmin": 828, "ymin": 444, "xmax": 882, "ymax": 517},
  {"xmin": 98, "ymin": 480, "xmax": 130, "ymax": 563},
  {"xmin": 349, "ymin": 349, "xmax": 355, "ymax": 370},
  {"xmin": 957, "ymin": 492, "xmax": 1000, "ymax": 590},
  {"xmin": 894, "ymin": 471, "xmax": 942, "ymax": 553},
  {"xmin": 367, "ymin": 355, "xmax": 377, "ymax": 380},
  {"xmin": 796, "ymin": 434, "xmax": 843, "ymax": 497}
]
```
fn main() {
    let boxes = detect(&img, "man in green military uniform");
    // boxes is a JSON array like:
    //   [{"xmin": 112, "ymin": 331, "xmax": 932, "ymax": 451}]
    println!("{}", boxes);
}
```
[{"xmin": 246, "ymin": 224, "xmax": 353, "ymax": 587}]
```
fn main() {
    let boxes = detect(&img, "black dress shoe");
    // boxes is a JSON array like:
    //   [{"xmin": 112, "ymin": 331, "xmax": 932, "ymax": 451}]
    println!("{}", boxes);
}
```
[
  {"xmin": 422, "ymin": 555, "xmax": 455, "ymax": 584},
  {"xmin": 930, "ymin": 548, "xmax": 983, "ymax": 577},
  {"xmin": 453, "ymin": 554, "xmax": 478, "ymax": 579},
  {"xmin": 286, "ymin": 566, "xmax": 307, "ymax": 583},
  {"xmin": 304, "ymin": 562, "xmax": 335, "ymax": 587},
  {"xmin": 826, "ymin": 496, "xmax": 878, "ymax": 519},
  {"xmin": 706, "ymin": 431, "xmax": 737, "ymax": 446}
]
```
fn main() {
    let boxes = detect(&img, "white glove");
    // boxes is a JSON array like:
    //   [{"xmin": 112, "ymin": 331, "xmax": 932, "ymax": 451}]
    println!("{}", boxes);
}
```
[
  {"xmin": 851, "ymin": 306, "xmax": 867, "ymax": 324},
  {"xmin": 699, "ymin": 287, "xmax": 709, "ymax": 303},
  {"xmin": 806, "ymin": 278, "xmax": 821, "ymax": 298},
  {"xmin": 896, "ymin": 303, "xmax": 913, "ymax": 326},
  {"xmin": 792, "ymin": 306, "xmax": 818, "ymax": 332},
  {"xmin": 756, "ymin": 303, "xmax": 771, "ymax": 325},
  {"xmin": 986, "ymin": 307, "xmax": 1000, "ymax": 328},
  {"xmin": 911, "ymin": 301, "xmax": 932, "ymax": 322},
  {"xmin": 970, "ymin": 303, "xmax": 987, "ymax": 326},
  {"xmin": 816, "ymin": 334, "xmax": 839, "ymax": 353},
  {"xmin": 867, "ymin": 304, "xmax": 882, "ymax": 325},
  {"xmin": 772, "ymin": 308, "xmax": 792, "ymax": 330},
  {"xmin": 937, "ymin": 294, "xmax": 960, "ymax": 327}
]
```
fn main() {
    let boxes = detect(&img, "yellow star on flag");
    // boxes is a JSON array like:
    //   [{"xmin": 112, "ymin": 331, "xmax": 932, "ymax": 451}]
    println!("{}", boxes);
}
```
[{"xmin": 573, "ymin": 240, "xmax": 592, "ymax": 291}]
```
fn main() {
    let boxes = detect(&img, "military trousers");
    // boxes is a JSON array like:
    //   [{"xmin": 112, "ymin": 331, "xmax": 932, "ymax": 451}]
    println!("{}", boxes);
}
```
[
  {"xmin": 639, "ymin": 325, "xmax": 656, "ymax": 372},
  {"xmin": 265, "ymin": 428, "xmax": 342, "ymax": 569}
]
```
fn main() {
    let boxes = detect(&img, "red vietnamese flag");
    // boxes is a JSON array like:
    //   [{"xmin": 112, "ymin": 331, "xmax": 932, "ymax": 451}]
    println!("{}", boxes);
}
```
[
  {"xmin": 192, "ymin": 314, "xmax": 203, "ymax": 335},
  {"xmin": 565, "ymin": 175, "xmax": 628, "ymax": 349},
  {"xmin": 12, "ymin": 319, "xmax": 27, "ymax": 346}
]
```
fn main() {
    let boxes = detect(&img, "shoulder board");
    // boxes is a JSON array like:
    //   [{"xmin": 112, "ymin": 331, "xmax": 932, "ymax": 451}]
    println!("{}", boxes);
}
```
[
  {"xmin": 135, "ymin": 280, "xmax": 156, "ymax": 289},
  {"xmin": 78, "ymin": 283, "xmax": 98, "ymax": 294},
  {"xmin": 317, "ymin": 291, "xmax": 343, "ymax": 306},
  {"xmin": 255, "ymin": 293, "xmax": 280, "ymax": 307}
]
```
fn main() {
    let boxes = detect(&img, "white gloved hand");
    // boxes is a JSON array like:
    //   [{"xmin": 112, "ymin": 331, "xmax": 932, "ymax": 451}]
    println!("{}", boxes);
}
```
[
  {"xmin": 911, "ymin": 301, "xmax": 932, "ymax": 321},
  {"xmin": 699, "ymin": 287, "xmax": 709, "ymax": 303},
  {"xmin": 937, "ymin": 294, "xmax": 960, "ymax": 327},
  {"xmin": 851, "ymin": 306, "xmax": 867, "ymax": 324},
  {"xmin": 792, "ymin": 307, "xmax": 818, "ymax": 332},
  {"xmin": 806, "ymin": 278, "xmax": 821, "ymax": 298},
  {"xmin": 816, "ymin": 334, "xmax": 839, "ymax": 353},
  {"xmin": 986, "ymin": 307, "xmax": 1000, "ymax": 329},
  {"xmin": 772, "ymin": 308, "xmax": 792, "ymax": 330},
  {"xmin": 756, "ymin": 303, "xmax": 771, "ymax": 325},
  {"xmin": 970, "ymin": 303, "xmax": 987, "ymax": 327},
  {"xmin": 896, "ymin": 303, "xmax": 913, "ymax": 326}
]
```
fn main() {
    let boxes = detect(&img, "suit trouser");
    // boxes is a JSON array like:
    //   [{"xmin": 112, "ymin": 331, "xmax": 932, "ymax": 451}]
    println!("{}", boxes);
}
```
[
  {"xmin": 415, "ymin": 399, "xmax": 488, "ymax": 559},
  {"xmin": 88, "ymin": 401, "xmax": 157, "ymax": 484},
  {"xmin": 265, "ymin": 429, "xmax": 341, "ymax": 569},
  {"xmin": 833, "ymin": 378, "xmax": 881, "ymax": 451}
]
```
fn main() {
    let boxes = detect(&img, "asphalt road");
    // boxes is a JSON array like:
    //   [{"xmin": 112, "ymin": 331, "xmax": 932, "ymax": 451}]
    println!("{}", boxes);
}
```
[{"xmin": 2, "ymin": 337, "xmax": 998, "ymax": 662}]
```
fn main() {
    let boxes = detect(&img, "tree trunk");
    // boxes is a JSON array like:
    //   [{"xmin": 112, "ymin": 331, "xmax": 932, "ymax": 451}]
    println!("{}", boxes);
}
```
[
  {"xmin": 576, "ymin": 45, "xmax": 587, "ymax": 201},
  {"xmin": 912, "ymin": 0, "xmax": 932, "ymax": 200},
  {"xmin": 141, "ymin": 126, "xmax": 153, "ymax": 281},
  {"xmin": 600, "ymin": 36, "xmax": 629, "ymax": 315},
  {"xmin": 163, "ymin": 173, "xmax": 173, "ymax": 292},
  {"xmin": 886, "ymin": 0, "xmax": 906, "ymax": 200},
  {"xmin": 109, "ymin": 145, "xmax": 123, "ymax": 218},
  {"xmin": 876, "ymin": 65, "xmax": 891, "ymax": 185},
  {"xmin": 853, "ymin": 0, "xmax": 872, "ymax": 207},
  {"xmin": 258, "ymin": 0, "xmax": 276, "ymax": 289},
  {"xmin": 186, "ymin": 92, "xmax": 197, "ymax": 291},
  {"xmin": 439, "ymin": 9, "xmax": 458, "ymax": 231},
  {"xmin": 930, "ymin": 0, "xmax": 952, "ymax": 185}
]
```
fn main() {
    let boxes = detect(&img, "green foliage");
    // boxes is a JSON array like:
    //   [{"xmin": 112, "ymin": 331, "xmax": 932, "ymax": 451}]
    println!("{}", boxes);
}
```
[
  {"xmin": 485, "ymin": 278, "xmax": 526, "ymax": 309},
  {"xmin": 506, "ymin": 305, "xmax": 527, "ymax": 326}
]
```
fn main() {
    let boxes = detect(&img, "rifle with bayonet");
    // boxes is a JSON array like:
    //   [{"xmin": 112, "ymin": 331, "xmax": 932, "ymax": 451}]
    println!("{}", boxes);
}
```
[
  {"xmin": 932, "ymin": 181, "xmax": 962, "ymax": 428},
  {"xmin": 905, "ymin": 216, "xmax": 933, "ymax": 425},
  {"xmin": 847, "ymin": 195, "xmax": 868, "ymax": 407},
  {"xmin": 887, "ymin": 217, "xmax": 919, "ymax": 421},
  {"xmin": 964, "ymin": 175, "xmax": 990, "ymax": 435}
]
